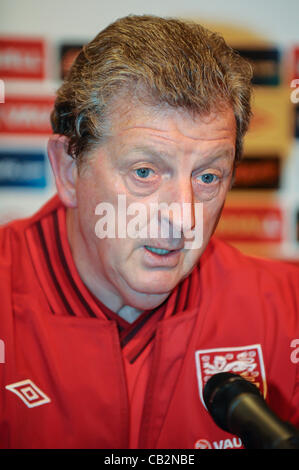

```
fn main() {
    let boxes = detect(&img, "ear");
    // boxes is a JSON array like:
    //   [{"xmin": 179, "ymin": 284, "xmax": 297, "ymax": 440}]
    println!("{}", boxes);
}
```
[{"xmin": 47, "ymin": 135, "xmax": 78, "ymax": 208}]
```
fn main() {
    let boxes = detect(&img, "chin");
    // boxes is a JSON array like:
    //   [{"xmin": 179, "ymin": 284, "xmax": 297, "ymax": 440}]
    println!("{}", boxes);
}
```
[
  {"xmin": 132, "ymin": 268, "xmax": 183, "ymax": 290},
  {"xmin": 120, "ymin": 289, "xmax": 170, "ymax": 312},
  {"xmin": 119, "ymin": 275, "xmax": 177, "ymax": 308}
]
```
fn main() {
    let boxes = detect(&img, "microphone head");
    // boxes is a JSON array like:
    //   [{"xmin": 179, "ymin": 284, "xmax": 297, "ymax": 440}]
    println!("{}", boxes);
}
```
[{"xmin": 203, "ymin": 372, "xmax": 262, "ymax": 432}]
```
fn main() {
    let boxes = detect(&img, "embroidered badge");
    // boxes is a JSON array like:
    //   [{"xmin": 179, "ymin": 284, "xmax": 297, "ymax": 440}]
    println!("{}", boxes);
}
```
[
  {"xmin": 195, "ymin": 344, "xmax": 267, "ymax": 408},
  {"xmin": 5, "ymin": 379, "xmax": 51, "ymax": 408}
]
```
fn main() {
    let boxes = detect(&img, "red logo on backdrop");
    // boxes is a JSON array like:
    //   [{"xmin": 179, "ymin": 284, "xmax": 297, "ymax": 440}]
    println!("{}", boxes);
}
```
[
  {"xmin": 291, "ymin": 46, "xmax": 299, "ymax": 80},
  {"xmin": 195, "ymin": 344, "xmax": 267, "ymax": 408},
  {"xmin": 0, "ymin": 38, "xmax": 45, "ymax": 80},
  {"xmin": 0, "ymin": 95, "xmax": 54, "ymax": 134},
  {"xmin": 216, "ymin": 206, "xmax": 283, "ymax": 243}
]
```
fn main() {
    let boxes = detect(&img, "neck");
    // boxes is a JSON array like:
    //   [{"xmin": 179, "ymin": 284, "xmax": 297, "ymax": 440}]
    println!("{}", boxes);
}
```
[{"xmin": 117, "ymin": 305, "xmax": 143, "ymax": 323}]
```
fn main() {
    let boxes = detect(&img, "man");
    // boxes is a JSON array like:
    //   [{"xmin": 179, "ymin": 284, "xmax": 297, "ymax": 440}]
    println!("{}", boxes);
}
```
[{"xmin": 0, "ymin": 15, "xmax": 298, "ymax": 449}]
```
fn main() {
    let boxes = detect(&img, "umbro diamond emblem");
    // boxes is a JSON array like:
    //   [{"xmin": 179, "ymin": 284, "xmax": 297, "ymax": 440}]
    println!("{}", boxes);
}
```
[{"xmin": 5, "ymin": 379, "xmax": 51, "ymax": 408}]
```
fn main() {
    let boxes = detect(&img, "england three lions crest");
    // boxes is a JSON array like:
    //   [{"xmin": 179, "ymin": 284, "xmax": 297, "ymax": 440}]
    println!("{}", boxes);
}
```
[{"xmin": 195, "ymin": 344, "xmax": 267, "ymax": 408}]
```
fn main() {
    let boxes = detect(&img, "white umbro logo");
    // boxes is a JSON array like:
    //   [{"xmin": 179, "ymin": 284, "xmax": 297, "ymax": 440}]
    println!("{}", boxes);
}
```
[{"xmin": 5, "ymin": 379, "xmax": 51, "ymax": 408}]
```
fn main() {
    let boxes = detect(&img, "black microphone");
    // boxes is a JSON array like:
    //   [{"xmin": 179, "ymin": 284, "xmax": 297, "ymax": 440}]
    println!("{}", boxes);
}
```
[{"xmin": 203, "ymin": 372, "xmax": 299, "ymax": 449}]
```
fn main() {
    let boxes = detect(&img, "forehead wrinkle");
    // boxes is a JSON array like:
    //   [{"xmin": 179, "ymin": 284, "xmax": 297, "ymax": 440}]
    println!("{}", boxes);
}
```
[{"xmin": 119, "ymin": 126, "xmax": 234, "ymax": 143}]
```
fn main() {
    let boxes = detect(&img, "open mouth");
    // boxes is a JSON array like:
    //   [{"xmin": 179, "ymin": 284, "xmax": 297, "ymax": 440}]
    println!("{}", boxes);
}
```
[
  {"xmin": 144, "ymin": 245, "xmax": 179, "ymax": 256},
  {"xmin": 143, "ymin": 244, "xmax": 182, "ymax": 268}
]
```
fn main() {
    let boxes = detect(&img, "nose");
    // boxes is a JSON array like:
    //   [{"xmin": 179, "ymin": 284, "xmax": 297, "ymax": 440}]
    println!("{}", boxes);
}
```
[{"xmin": 158, "ymin": 176, "xmax": 196, "ymax": 238}]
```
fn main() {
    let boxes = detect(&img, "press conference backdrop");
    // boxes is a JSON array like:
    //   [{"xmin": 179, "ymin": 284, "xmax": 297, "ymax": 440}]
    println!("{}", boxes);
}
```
[{"xmin": 0, "ymin": 0, "xmax": 299, "ymax": 261}]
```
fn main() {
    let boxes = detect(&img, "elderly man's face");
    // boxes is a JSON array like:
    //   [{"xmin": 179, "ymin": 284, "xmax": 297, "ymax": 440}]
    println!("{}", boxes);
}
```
[{"xmin": 70, "ymin": 103, "xmax": 236, "ymax": 311}]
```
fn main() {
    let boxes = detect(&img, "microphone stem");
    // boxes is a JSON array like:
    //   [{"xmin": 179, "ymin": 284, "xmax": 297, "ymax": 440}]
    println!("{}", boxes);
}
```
[{"xmin": 228, "ymin": 394, "xmax": 299, "ymax": 449}]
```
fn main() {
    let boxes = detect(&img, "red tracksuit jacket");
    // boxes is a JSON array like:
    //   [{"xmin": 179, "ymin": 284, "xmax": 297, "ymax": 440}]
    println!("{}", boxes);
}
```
[{"xmin": 0, "ymin": 195, "xmax": 298, "ymax": 449}]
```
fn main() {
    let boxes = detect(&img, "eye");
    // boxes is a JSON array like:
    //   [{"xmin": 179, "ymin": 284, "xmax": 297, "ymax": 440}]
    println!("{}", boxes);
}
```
[
  {"xmin": 193, "ymin": 171, "xmax": 221, "ymax": 201},
  {"xmin": 198, "ymin": 173, "xmax": 218, "ymax": 184},
  {"xmin": 124, "ymin": 164, "xmax": 161, "ymax": 197},
  {"xmin": 134, "ymin": 167, "xmax": 154, "ymax": 179}
]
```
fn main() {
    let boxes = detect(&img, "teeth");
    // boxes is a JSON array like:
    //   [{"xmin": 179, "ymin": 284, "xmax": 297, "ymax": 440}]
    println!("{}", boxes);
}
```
[{"xmin": 145, "ymin": 246, "xmax": 171, "ymax": 255}]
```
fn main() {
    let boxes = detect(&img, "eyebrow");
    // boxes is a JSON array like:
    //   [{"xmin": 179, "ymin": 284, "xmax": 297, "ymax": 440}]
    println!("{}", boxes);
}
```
[
  {"xmin": 200, "ymin": 148, "xmax": 235, "ymax": 164},
  {"xmin": 124, "ymin": 145, "xmax": 174, "ymax": 162},
  {"xmin": 122, "ymin": 144, "xmax": 235, "ymax": 165}
]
